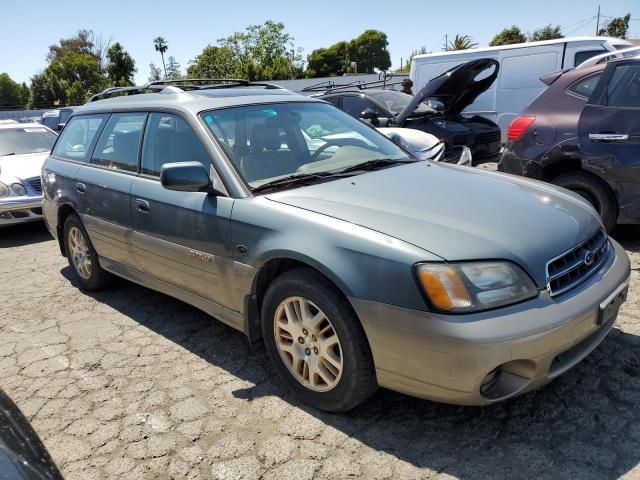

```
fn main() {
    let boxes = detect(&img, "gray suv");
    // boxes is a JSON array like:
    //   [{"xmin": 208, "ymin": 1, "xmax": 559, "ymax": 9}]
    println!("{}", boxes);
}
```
[{"xmin": 42, "ymin": 79, "xmax": 630, "ymax": 412}]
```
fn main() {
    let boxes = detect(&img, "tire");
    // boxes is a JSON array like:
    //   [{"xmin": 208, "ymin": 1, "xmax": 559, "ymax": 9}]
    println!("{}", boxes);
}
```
[
  {"xmin": 261, "ymin": 268, "xmax": 377, "ymax": 412},
  {"xmin": 552, "ymin": 171, "xmax": 617, "ymax": 232},
  {"xmin": 63, "ymin": 213, "xmax": 111, "ymax": 291}
]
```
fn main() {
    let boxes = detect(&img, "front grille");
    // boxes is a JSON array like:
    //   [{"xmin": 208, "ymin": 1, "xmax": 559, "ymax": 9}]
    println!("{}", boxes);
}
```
[
  {"xmin": 474, "ymin": 131, "xmax": 501, "ymax": 145},
  {"xmin": 546, "ymin": 230, "xmax": 609, "ymax": 297},
  {"xmin": 27, "ymin": 177, "xmax": 42, "ymax": 195}
]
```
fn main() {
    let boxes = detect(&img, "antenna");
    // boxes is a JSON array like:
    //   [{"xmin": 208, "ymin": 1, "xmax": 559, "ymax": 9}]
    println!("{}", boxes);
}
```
[{"xmin": 595, "ymin": 5, "xmax": 601, "ymax": 35}]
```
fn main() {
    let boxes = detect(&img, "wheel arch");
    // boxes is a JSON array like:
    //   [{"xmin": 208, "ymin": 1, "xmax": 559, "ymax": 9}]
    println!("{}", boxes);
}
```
[{"xmin": 56, "ymin": 203, "xmax": 79, "ymax": 256}]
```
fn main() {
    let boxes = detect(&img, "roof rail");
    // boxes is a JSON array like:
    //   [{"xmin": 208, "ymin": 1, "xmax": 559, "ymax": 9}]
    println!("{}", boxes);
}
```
[
  {"xmin": 576, "ymin": 46, "xmax": 640, "ymax": 70},
  {"xmin": 301, "ymin": 71, "xmax": 406, "ymax": 95},
  {"xmin": 88, "ymin": 78, "xmax": 286, "ymax": 102}
]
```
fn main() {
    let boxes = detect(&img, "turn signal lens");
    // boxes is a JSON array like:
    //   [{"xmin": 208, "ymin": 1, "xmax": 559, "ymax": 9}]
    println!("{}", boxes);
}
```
[
  {"xmin": 419, "ymin": 266, "xmax": 472, "ymax": 311},
  {"xmin": 507, "ymin": 116, "xmax": 536, "ymax": 141}
]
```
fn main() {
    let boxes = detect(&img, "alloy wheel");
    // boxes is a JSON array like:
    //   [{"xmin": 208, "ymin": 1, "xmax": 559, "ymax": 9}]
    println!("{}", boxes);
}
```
[{"xmin": 67, "ymin": 226, "xmax": 92, "ymax": 280}]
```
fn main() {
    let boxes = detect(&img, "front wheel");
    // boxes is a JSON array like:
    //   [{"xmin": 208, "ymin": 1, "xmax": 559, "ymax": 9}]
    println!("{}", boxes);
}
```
[
  {"xmin": 261, "ymin": 268, "xmax": 377, "ymax": 412},
  {"xmin": 552, "ymin": 171, "xmax": 617, "ymax": 232}
]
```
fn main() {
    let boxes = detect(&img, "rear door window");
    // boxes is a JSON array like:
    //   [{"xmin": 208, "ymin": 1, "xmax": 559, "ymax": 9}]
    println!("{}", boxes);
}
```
[
  {"xmin": 52, "ymin": 114, "xmax": 107, "ymax": 162},
  {"xmin": 605, "ymin": 64, "xmax": 640, "ymax": 107},
  {"xmin": 140, "ymin": 113, "xmax": 211, "ymax": 177},
  {"xmin": 91, "ymin": 113, "xmax": 146, "ymax": 172}
]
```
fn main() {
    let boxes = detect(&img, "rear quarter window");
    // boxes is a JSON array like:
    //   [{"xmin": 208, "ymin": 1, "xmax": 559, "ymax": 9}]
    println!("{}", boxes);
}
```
[
  {"xmin": 568, "ymin": 73, "xmax": 602, "ymax": 99},
  {"xmin": 52, "ymin": 114, "xmax": 107, "ymax": 162}
]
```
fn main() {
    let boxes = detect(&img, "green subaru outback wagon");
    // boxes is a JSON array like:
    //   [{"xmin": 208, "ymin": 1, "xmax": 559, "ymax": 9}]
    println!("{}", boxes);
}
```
[{"xmin": 42, "ymin": 79, "xmax": 630, "ymax": 412}]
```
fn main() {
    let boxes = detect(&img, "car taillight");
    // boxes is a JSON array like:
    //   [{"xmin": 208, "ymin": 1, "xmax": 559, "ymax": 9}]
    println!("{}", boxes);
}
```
[{"xmin": 507, "ymin": 116, "xmax": 536, "ymax": 141}]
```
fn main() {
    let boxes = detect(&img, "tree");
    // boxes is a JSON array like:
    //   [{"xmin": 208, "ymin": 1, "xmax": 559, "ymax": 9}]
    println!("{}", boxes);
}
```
[
  {"xmin": 165, "ymin": 56, "xmax": 182, "ymax": 80},
  {"xmin": 148, "ymin": 63, "xmax": 162, "ymax": 82},
  {"xmin": 29, "ymin": 71, "xmax": 66, "ymax": 109},
  {"xmin": 489, "ymin": 26, "xmax": 527, "ymax": 46},
  {"xmin": 19, "ymin": 83, "xmax": 30, "ymax": 107},
  {"xmin": 153, "ymin": 37, "xmax": 168, "ymax": 77},
  {"xmin": 106, "ymin": 42, "xmax": 136, "ymax": 86},
  {"xmin": 444, "ymin": 35, "xmax": 478, "ymax": 51},
  {"xmin": 305, "ymin": 30, "xmax": 391, "ymax": 78},
  {"xmin": 188, "ymin": 21, "xmax": 304, "ymax": 81},
  {"xmin": 599, "ymin": 13, "xmax": 631, "ymax": 39},
  {"xmin": 529, "ymin": 24, "xmax": 563, "ymax": 42},
  {"xmin": 401, "ymin": 47, "xmax": 429, "ymax": 72},
  {"xmin": 0, "ymin": 73, "xmax": 24, "ymax": 109}
]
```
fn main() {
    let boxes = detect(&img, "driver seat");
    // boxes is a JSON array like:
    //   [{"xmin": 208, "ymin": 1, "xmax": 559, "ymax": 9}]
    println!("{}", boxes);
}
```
[{"xmin": 240, "ymin": 126, "xmax": 298, "ymax": 182}]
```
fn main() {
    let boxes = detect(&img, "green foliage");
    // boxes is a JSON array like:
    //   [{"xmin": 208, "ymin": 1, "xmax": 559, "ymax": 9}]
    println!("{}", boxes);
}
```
[
  {"xmin": 306, "ymin": 30, "xmax": 391, "ymax": 78},
  {"xmin": 489, "ymin": 26, "xmax": 527, "ymax": 46},
  {"xmin": 165, "ymin": 56, "xmax": 182, "ymax": 80},
  {"xmin": 29, "ymin": 71, "xmax": 66, "ymax": 109},
  {"xmin": 444, "ymin": 35, "xmax": 478, "ymax": 51},
  {"xmin": 0, "ymin": 73, "xmax": 25, "ymax": 109},
  {"xmin": 188, "ymin": 20, "xmax": 304, "ymax": 81},
  {"xmin": 106, "ymin": 42, "xmax": 136, "ymax": 86},
  {"xmin": 148, "ymin": 63, "xmax": 162, "ymax": 82},
  {"xmin": 401, "ymin": 47, "xmax": 429, "ymax": 72},
  {"xmin": 153, "ymin": 36, "xmax": 168, "ymax": 77},
  {"xmin": 529, "ymin": 25, "xmax": 563, "ymax": 42},
  {"xmin": 598, "ymin": 13, "xmax": 631, "ymax": 39}
]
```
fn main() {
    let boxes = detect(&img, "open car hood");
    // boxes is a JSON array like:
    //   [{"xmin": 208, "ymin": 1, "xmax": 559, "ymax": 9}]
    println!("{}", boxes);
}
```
[{"xmin": 395, "ymin": 58, "xmax": 499, "ymax": 123}]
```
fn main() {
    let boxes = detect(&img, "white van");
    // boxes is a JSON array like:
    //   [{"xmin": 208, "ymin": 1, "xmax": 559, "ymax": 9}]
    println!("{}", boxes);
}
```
[{"xmin": 410, "ymin": 36, "xmax": 632, "ymax": 140}]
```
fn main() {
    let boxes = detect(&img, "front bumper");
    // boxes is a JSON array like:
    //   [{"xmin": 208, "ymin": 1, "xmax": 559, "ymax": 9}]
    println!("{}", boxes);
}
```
[
  {"xmin": 351, "ymin": 239, "xmax": 630, "ymax": 405},
  {"xmin": 0, "ymin": 197, "xmax": 43, "ymax": 226}
]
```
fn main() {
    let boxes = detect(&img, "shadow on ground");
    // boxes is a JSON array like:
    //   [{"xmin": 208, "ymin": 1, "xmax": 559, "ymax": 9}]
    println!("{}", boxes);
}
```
[
  {"xmin": 0, "ymin": 222, "xmax": 52, "ymax": 248},
  {"xmin": 59, "ymin": 251, "xmax": 640, "ymax": 479}
]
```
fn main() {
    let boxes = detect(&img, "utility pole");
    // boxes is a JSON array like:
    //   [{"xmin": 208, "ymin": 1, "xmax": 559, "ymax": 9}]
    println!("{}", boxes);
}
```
[{"xmin": 595, "ymin": 5, "xmax": 601, "ymax": 36}]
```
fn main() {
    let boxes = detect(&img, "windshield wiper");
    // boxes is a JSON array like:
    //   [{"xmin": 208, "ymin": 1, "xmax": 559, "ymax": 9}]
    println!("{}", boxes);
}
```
[
  {"xmin": 332, "ymin": 158, "xmax": 416, "ymax": 175},
  {"xmin": 0, "ymin": 153, "xmax": 16, "ymax": 157},
  {"xmin": 252, "ymin": 171, "xmax": 341, "ymax": 193}
]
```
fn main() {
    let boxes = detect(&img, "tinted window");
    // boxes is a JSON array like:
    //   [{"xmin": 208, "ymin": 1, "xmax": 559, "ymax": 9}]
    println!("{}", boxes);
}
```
[
  {"xmin": 606, "ymin": 64, "xmax": 640, "ymax": 107},
  {"xmin": 52, "ymin": 114, "xmax": 106, "ymax": 162},
  {"xmin": 91, "ymin": 113, "xmax": 145, "ymax": 172},
  {"xmin": 141, "ymin": 113, "xmax": 211, "ymax": 177},
  {"xmin": 568, "ymin": 73, "xmax": 602, "ymax": 99},
  {"xmin": 0, "ymin": 127, "xmax": 57, "ymax": 156},
  {"xmin": 323, "ymin": 96, "xmax": 341, "ymax": 107},
  {"xmin": 342, "ymin": 96, "xmax": 385, "ymax": 118},
  {"xmin": 574, "ymin": 50, "xmax": 606, "ymax": 67}
]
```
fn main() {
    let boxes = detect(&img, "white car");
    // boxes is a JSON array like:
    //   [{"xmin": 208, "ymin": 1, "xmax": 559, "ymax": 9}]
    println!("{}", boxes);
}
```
[{"xmin": 0, "ymin": 122, "xmax": 57, "ymax": 226}]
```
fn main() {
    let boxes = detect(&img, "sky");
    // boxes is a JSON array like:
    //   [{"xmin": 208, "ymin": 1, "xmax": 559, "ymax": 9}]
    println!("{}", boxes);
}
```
[{"xmin": 1, "ymin": 0, "xmax": 639, "ymax": 85}]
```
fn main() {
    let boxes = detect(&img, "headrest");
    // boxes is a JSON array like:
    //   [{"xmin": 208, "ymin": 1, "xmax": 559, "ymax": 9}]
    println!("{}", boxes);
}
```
[{"xmin": 250, "ymin": 126, "xmax": 281, "ymax": 152}]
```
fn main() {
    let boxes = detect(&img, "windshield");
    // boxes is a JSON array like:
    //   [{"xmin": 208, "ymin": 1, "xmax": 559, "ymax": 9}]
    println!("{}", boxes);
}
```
[
  {"xmin": 367, "ymin": 90, "xmax": 432, "ymax": 115},
  {"xmin": 0, "ymin": 127, "xmax": 57, "ymax": 156},
  {"xmin": 202, "ymin": 102, "xmax": 412, "ymax": 189}
]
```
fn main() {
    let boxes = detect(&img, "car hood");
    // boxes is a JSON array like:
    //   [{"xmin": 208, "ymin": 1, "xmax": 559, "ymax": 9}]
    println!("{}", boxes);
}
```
[
  {"xmin": 395, "ymin": 58, "xmax": 499, "ymax": 123},
  {"xmin": 0, "ymin": 152, "xmax": 48, "ymax": 181},
  {"xmin": 266, "ymin": 161, "xmax": 602, "ymax": 287}
]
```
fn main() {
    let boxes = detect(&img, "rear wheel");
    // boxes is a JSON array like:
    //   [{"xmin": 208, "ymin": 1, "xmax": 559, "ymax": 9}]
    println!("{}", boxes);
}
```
[
  {"xmin": 261, "ymin": 268, "xmax": 377, "ymax": 412},
  {"xmin": 552, "ymin": 171, "xmax": 617, "ymax": 232},
  {"xmin": 63, "ymin": 214, "xmax": 111, "ymax": 290}
]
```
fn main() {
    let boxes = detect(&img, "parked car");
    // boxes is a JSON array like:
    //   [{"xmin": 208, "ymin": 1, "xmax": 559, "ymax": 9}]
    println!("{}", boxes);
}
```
[
  {"xmin": 43, "ymin": 79, "xmax": 630, "ymax": 412},
  {"xmin": 0, "ymin": 389, "xmax": 63, "ymax": 479},
  {"xmin": 410, "ymin": 36, "xmax": 632, "ymax": 140},
  {"xmin": 500, "ymin": 57, "xmax": 640, "ymax": 232},
  {"xmin": 0, "ymin": 122, "xmax": 56, "ymax": 226},
  {"xmin": 40, "ymin": 107, "xmax": 76, "ymax": 132},
  {"xmin": 318, "ymin": 59, "xmax": 501, "ymax": 164}
]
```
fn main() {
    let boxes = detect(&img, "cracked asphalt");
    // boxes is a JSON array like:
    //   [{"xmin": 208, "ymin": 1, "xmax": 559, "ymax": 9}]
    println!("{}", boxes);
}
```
[{"xmin": 1, "ymin": 222, "xmax": 640, "ymax": 480}]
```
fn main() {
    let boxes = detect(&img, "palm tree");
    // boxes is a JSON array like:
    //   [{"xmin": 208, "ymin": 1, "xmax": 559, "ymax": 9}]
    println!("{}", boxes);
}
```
[
  {"xmin": 444, "ymin": 34, "xmax": 478, "ymax": 51},
  {"xmin": 153, "ymin": 36, "xmax": 168, "ymax": 78}
]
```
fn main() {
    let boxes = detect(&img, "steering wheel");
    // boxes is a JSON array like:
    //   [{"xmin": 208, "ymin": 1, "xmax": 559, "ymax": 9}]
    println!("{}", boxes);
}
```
[{"xmin": 310, "ymin": 140, "xmax": 345, "ymax": 162}]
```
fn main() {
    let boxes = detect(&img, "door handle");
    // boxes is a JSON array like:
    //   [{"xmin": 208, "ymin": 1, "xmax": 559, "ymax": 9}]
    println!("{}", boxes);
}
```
[
  {"xmin": 589, "ymin": 133, "xmax": 629, "ymax": 142},
  {"xmin": 135, "ymin": 199, "xmax": 150, "ymax": 213},
  {"xmin": 75, "ymin": 182, "xmax": 86, "ymax": 194}
]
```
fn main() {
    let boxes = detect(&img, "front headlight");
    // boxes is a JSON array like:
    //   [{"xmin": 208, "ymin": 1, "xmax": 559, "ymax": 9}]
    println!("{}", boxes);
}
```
[
  {"xmin": 11, "ymin": 183, "xmax": 27, "ymax": 197},
  {"xmin": 0, "ymin": 182, "xmax": 9, "ymax": 199},
  {"xmin": 415, "ymin": 261, "xmax": 538, "ymax": 313}
]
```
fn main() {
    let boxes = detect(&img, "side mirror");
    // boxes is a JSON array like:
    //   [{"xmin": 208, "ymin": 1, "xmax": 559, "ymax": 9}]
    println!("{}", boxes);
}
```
[
  {"xmin": 56, "ymin": 123, "xmax": 66, "ymax": 131},
  {"xmin": 160, "ymin": 162, "xmax": 212, "ymax": 193},
  {"xmin": 427, "ymin": 99, "xmax": 445, "ymax": 113},
  {"xmin": 360, "ymin": 108, "xmax": 380, "ymax": 126}
]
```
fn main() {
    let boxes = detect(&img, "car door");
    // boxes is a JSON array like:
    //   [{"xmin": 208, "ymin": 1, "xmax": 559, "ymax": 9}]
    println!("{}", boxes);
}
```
[
  {"xmin": 578, "ymin": 60, "xmax": 640, "ymax": 223},
  {"xmin": 130, "ymin": 112, "xmax": 235, "ymax": 308},
  {"xmin": 76, "ymin": 112, "xmax": 146, "ymax": 267}
]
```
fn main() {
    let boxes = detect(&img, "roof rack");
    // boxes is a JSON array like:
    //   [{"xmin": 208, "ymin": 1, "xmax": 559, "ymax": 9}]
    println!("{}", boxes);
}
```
[
  {"xmin": 301, "ymin": 71, "xmax": 406, "ymax": 95},
  {"xmin": 88, "ymin": 78, "xmax": 286, "ymax": 102}
]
